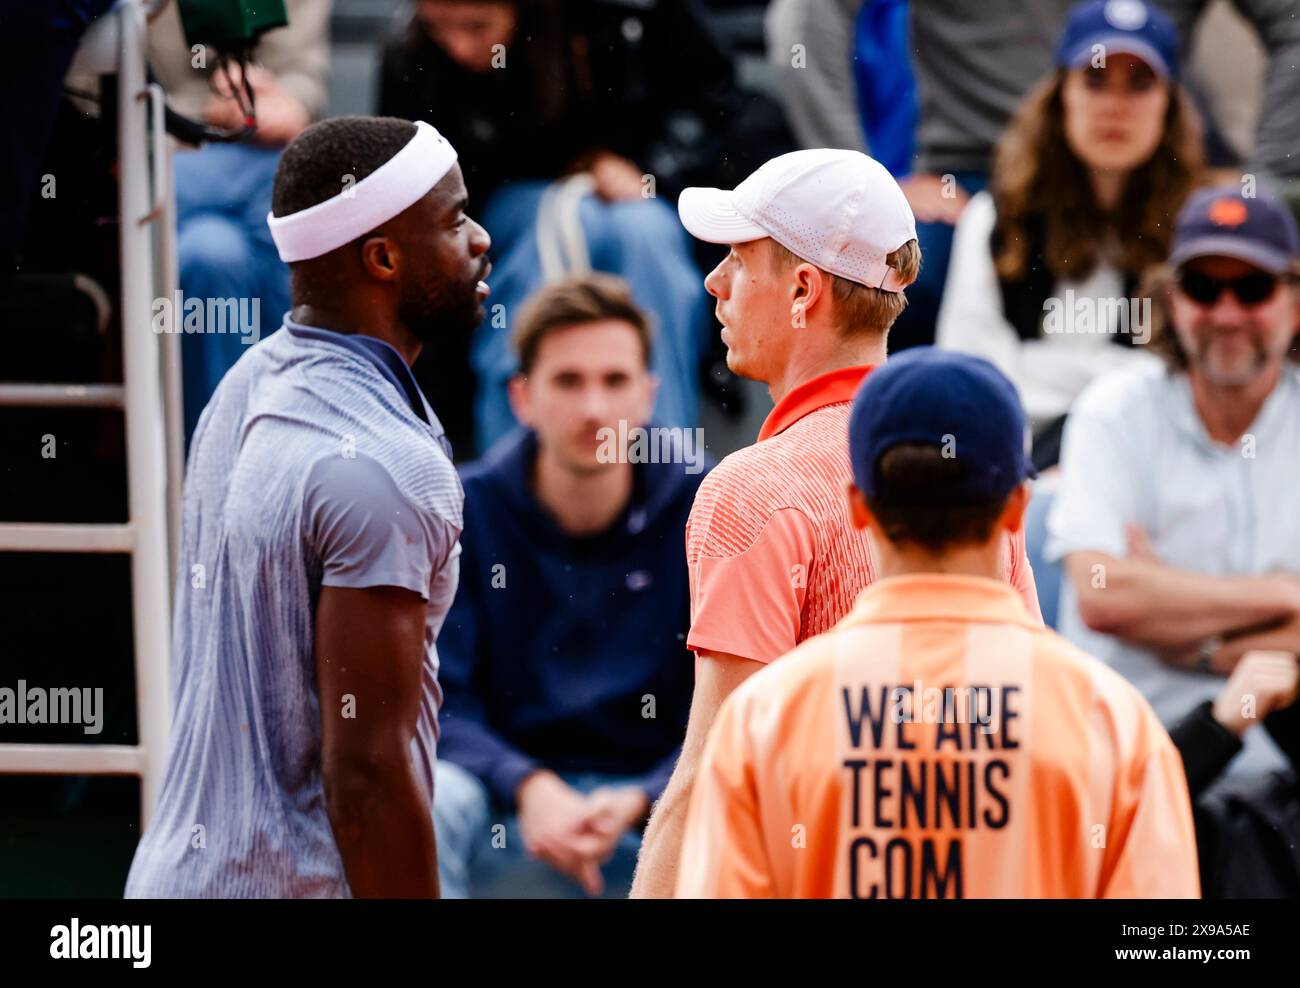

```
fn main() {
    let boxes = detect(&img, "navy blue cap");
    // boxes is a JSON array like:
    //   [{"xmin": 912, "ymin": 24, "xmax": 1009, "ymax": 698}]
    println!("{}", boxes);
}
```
[
  {"xmin": 849, "ymin": 348, "xmax": 1035, "ymax": 502},
  {"xmin": 1168, "ymin": 185, "xmax": 1300, "ymax": 276},
  {"xmin": 1056, "ymin": 0, "xmax": 1180, "ymax": 80}
]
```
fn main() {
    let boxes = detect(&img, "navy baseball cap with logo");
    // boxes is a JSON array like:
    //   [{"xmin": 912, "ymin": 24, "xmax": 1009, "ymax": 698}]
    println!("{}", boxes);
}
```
[
  {"xmin": 1168, "ymin": 186, "xmax": 1300, "ymax": 275},
  {"xmin": 849, "ymin": 348, "xmax": 1036, "ymax": 503},
  {"xmin": 1056, "ymin": 0, "xmax": 1180, "ymax": 80}
]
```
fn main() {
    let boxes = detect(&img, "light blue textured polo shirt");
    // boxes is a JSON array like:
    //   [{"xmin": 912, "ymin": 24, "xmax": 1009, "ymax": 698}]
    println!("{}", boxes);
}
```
[{"xmin": 125, "ymin": 319, "xmax": 462, "ymax": 898}]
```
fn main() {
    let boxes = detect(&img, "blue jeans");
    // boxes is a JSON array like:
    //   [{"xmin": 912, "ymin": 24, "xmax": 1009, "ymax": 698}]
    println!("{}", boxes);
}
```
[
  {"xmin": 174, "ymin": 142, "xmax": 290, "ymax": 439},
  {"xmin": 471, "ymin": 181, "xmax": 710, "ymax": 455},
  {"xmin": 886, "ymin": 170, "xmax": 987, "ymax": 353},
  {"xmin": 1024, "ymin": 480, "xmax": 1062, "ymax": 630},
  {"xmin": 433, "ymin": 760, "xmax": 642, "ymax": 899}
]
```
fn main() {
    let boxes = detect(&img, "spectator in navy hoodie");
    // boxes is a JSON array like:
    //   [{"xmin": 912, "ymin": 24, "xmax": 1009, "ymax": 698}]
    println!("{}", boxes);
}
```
[{"xmin": 434, "ymin": 273, "xmax": 707, "ymax": 898}]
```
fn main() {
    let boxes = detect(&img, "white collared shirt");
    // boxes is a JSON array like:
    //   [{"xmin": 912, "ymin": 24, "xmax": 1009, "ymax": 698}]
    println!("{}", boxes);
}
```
[
  {"xmin": 1047, "ymin": 359, "xmax": 1300, "ymax": 776},
  {"xmin": 937, "ymin": 191, "xmax": 1158, "ymax": 429}
]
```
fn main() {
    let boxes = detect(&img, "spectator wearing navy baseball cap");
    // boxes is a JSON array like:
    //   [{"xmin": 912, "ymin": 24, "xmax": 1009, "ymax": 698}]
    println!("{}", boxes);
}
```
[
  {"xmin": 936, "ymin": 0, "xmax": 1204, "ymax": 471},
  {"xmin": 1157, "ymin": 185, "xmax": 1300, "ymax": 373},
  {"xmin": 1048, "ymin": 185, "xmax": 1300, "ymax": 783},
  {"xmin": 1167, "ymin": 185, "xmax": 1300, "ymax": 276},
  {"xmin": 1056, "ymin": 0, "xmax": 1180, "ymax": 79}
]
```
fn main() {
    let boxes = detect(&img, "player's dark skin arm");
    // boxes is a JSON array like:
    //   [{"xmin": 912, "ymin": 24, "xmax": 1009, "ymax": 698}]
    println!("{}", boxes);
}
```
[{"xmin": 316, "ymin": 584, "xmax": 440, "ymax": 898}]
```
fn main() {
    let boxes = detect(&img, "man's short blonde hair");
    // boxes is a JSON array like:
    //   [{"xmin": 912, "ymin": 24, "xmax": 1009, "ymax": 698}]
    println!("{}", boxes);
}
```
[{"xmin": 768, "ymin": 238, "xmax": 921, "ymax": 336}]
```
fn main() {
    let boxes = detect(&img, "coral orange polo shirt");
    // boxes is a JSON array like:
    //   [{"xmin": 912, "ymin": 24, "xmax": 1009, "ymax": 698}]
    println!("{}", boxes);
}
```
[
  {"xmin": 684, "ymin": 366, "xmax": 1041, "ymax": 663},
  {"xmin": 677, "ymin": 573, "xmax": 1199, "ymax": 898}
]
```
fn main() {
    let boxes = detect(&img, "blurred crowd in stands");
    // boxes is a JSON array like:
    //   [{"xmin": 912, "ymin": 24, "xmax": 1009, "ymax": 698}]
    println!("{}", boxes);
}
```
[{"xmin": 5, "ymin": 0, "xmax": 1299, "ymax": 898}]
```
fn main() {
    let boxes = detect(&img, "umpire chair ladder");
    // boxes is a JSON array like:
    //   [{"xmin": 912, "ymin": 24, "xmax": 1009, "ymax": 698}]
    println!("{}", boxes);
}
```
[{"xmin": 0, "ymin": 0, "xmax": 183, "ymax": 829}]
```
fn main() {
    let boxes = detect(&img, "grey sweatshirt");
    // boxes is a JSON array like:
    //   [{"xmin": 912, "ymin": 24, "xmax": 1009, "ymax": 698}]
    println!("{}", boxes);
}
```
[
  {"xmin": 912, "ymin": 0, "xmax": 1300, "ymax": 180},
  {"xmin": 766, "ymin": 0, "xmax": 870, "ymax": 153}
]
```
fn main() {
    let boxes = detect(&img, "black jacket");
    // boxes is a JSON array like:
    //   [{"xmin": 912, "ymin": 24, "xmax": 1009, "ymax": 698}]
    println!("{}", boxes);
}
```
[
  {"xmin": 377, "ymin": 0, "xmax": 737, "ymax": 206},
  {"xmin": 1168, "ymin": 700, "xmax": 1300, "ymax": 898}
]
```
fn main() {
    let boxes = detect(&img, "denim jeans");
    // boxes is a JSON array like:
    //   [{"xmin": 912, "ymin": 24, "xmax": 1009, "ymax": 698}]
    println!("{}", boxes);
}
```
[
  {"xmin": 433, "ymin": 759, "xmax": 643, "ymax": 899},
  {"xmin": 886, "ymin": 170, "xmax": 987, "ymax": 353},
  {"xmin": 470, "ymin": 181, "xmax": 710, "ymax": 455},
  {"xmin": 174, "ymin": 142, "xmax": 290, "ymax": 439}
]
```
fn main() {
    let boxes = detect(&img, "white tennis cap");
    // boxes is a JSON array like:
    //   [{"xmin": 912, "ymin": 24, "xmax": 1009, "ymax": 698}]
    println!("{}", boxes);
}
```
[{"xmin": 677, "ymin": 148, "xmax": 917, "ymax": 292}]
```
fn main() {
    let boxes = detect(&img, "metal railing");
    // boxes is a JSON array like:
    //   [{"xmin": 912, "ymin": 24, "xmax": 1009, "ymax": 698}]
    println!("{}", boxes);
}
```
[{"xmin": 0, "ymin": 0, "xmax": 178, "ymax": 828}]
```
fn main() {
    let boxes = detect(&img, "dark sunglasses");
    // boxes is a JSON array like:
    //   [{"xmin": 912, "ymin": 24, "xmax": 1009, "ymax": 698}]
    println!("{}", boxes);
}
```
[{"xmin": 1176, "ymin": 270, "xmax": 1281, "ymax": 307}]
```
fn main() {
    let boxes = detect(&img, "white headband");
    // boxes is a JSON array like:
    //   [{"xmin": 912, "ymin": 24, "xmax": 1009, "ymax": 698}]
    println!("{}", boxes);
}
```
[{"xmin": 267, "ymin": 121, "xmax": 459, "ymax": 263}]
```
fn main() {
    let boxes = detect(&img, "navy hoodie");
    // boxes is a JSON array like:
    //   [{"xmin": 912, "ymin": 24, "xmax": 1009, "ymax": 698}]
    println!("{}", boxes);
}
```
[{"xmin": 437, "ymin": 428, "xmax": 708, "ymax": 809}]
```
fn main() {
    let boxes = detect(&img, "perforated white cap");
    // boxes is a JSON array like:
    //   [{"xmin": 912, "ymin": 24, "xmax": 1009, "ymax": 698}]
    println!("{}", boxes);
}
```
[{"xmin": 677, "ymin": 148, "xmax": 917, "ymax": 292}]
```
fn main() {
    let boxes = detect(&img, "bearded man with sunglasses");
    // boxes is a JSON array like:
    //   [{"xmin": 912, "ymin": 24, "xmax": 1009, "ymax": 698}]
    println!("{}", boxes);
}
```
[{"xmin": 1047, "ymin": 185, "xmax": 1300, "ymax": 779}]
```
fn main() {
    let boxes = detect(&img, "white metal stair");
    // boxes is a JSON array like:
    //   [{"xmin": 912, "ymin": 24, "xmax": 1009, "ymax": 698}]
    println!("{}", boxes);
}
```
[{"xmin": 0, "ymin": 0, "xmax": 182, "ymax": 829}]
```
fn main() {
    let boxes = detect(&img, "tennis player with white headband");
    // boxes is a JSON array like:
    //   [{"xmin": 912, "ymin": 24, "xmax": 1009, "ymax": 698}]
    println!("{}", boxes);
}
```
[{"xmin": 126, "ymin": 116, "xmax": 490, "ymax": 899}]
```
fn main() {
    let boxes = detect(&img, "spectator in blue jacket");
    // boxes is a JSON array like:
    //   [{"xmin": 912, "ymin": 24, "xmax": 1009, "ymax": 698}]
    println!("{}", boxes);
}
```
[{"xmin": 434, "ymin": 273, "xmax": 707, "ymax": 898}]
